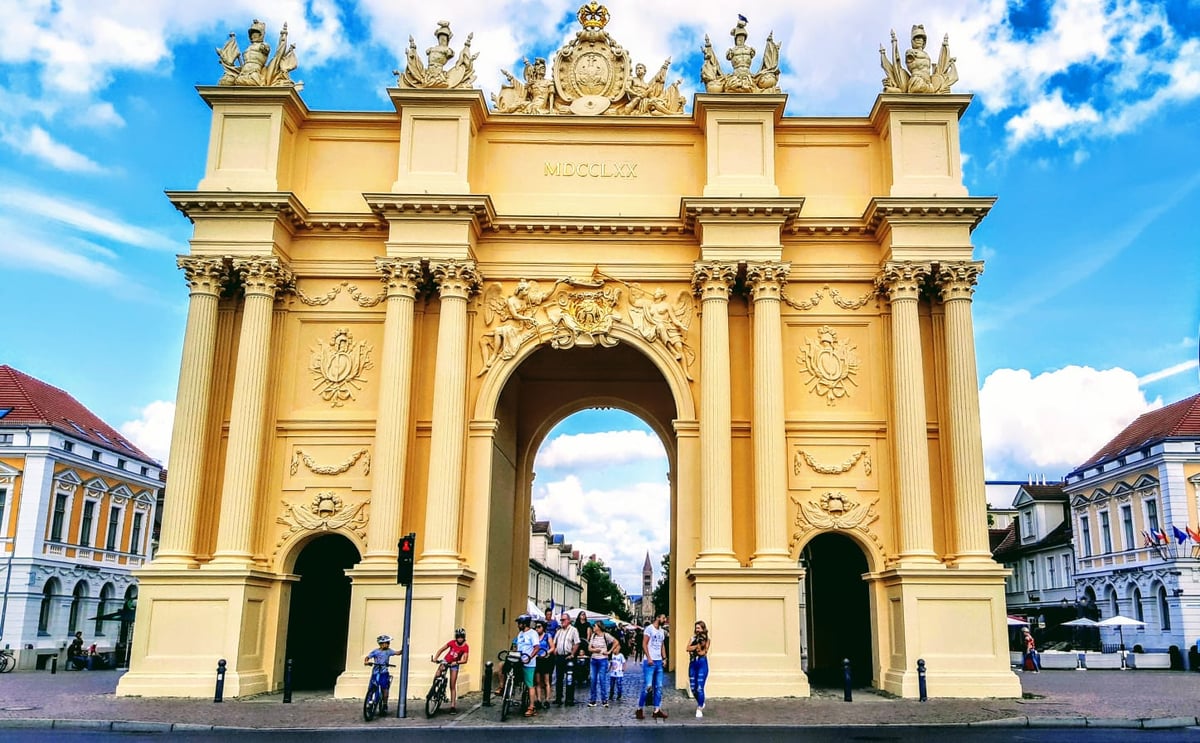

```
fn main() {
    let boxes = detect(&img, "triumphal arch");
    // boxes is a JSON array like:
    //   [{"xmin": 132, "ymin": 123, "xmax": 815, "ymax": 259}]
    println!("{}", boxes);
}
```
[{"xmin": 119, "ymin": 6, "xmax": 1019, "ymax": 700}]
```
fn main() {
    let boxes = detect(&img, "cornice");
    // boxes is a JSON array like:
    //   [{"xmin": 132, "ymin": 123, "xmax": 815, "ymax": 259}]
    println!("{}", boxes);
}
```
[
  {"xmin": 679, "ymin": 197, "xmax": 806, "ymax": 229},
  {"xmin": 486, "ymin": 216, "xmax": 689, "ymax": 236},
  {"xmin": 386, "ymin": 87, "xmax": 489, "ymax": 128},
  {"xmin": 867, "ymin": 93, "xmax": 974, "ymax": 126},
  {"xmin": 863, "ymin": 197, "xmax": 996, "ymax": 234},
  {"xmin": 363, "ymin": 193, "xmax": 496, "ymax": 232},
  {"xmin": 166, "ymin": 192, "xmax": 386, "ymax": 234},
  {"xmin": 196, "ymin": 85, "xmax": 309, "ymax": 120}
]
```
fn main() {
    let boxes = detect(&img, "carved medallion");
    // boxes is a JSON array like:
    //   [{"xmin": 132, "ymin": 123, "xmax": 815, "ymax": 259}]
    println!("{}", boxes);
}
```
[
  {"xmin": 796, "ymin": 326, "xmax": 860, "ymax": 405},
  {"xmin": 276, "ymin": 492, "xmax": 368, "ymax": 550},
  {"xmin": 309, "ymin": 327, "xmax": 373, "ymax": 407}
]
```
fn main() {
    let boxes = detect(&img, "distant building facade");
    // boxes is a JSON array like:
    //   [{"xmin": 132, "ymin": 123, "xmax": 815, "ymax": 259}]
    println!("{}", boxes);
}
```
[
  {"xmin": 1065, "ymin": 393, "xmax": 1200, "ymax": 654},
  {"xmin": 0, "ymin": 366, "xmax": 162, "ymax": 669},
  {"xmin": 528, "ymin": 511, "xmax": 583, "ymax": 612}
]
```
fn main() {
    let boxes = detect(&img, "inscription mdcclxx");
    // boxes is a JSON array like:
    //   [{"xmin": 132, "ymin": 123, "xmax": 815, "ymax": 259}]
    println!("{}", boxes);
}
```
[{"xmin": 544, "ymin": 162, "xmax": 638, "ymax": 179}]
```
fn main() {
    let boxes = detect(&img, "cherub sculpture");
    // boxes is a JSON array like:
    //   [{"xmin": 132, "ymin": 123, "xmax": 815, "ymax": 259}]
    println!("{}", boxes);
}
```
[
  {"xmin": 700, "ymin": 16, "xmax": 781, "ymax": 94},
  {"xmin": 492, "ymin": 57, "xmax": 556, "ymax": 114},
  {"xmin": 478, "ymin": 279, "xmax": 560, "ymax": 373},
  {"xmin": 879, "ymin": 25, "xmax": 958, "ymax": 94},
  {"xmin": 396, "ymin": 21, "xmax": 478, "ymax": 89},
  {"xmin": 216, "ymin": 19, "xmax": 298, "ymax": 87},
  {"xmin": 627, "ymin": 285, "xmax": 695, "ymax": 376}
]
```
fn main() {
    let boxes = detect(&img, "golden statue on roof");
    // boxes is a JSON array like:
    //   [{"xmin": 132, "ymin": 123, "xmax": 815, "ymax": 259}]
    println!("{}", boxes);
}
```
[{"xmin": 492, "ymin": 3, "xmax": 683, "ymax": 116}]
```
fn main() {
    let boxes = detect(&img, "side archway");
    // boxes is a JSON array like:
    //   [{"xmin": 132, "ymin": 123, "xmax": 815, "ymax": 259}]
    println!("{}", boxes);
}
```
[{"xmin": 284, "ymin": 533, "xmax": 361, "ymax": 689}]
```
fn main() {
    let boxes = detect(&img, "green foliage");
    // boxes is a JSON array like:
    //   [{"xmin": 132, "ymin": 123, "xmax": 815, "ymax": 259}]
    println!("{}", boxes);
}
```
[
  {"xmin": 581, "ymin": 559, "xmax": 632, "ymax": 621},
  {"xmin": 651, "ymin": 553, "xmax": 670, "ymax": 618}
]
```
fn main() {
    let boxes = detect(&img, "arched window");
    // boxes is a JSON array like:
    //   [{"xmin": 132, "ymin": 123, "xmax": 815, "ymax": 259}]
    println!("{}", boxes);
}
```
[
  {"xmin": 1159, "ymin": 586, "xmax": 1171, "ymax": 630},
  {"xmin": 1132, "ymin": 587, "xmax": 1144, "ymax": 622},
  {"xmin": 1107, "ymin": 587, "xmax": 1119, "ymax": 617},
  {"xmin": 95, "ymin": 583, "xmax": 115, "ymax": 636},
  {"xmin": 68, "ymin": 581, "xmax": 89, "ymax": 633},
  {"xmin": 38, "ymin": 578, "xmax": 60, "ymax": 635}
]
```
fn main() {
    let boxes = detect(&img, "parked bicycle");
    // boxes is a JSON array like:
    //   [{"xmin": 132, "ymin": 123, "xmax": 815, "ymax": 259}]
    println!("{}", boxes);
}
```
[
  {"xmin": 0, "ymin": 648, "xmax": 14, "ymax": 673},
  {"xmin": 363, "ymin": 662, "xmax": 394, "ymax": 722},
  {"xmin": 426, "ymin": 659, "xmax": 452, "ymax": 718}
]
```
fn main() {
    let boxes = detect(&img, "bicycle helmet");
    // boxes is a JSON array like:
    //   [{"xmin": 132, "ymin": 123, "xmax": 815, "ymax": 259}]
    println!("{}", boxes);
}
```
[
  {"xmin": 377, "ymin": 634, "xmax": 392, "ymax": 644},
  {"xmin": 516, "ymin": 614, "xmax": 531, "ymax": 627},
  {"xmin": 454, "ymin": 627, "xmax": 466, "ymax": 639}
]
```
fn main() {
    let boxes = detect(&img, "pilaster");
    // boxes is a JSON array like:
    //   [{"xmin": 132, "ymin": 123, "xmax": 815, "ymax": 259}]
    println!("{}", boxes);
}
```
[
  {"xmin": 388, "ymin": 89, "xmax": 488, "ymax": 194},
  {"xmin": 196, "ymin": 86, "xmax": 308, "ymax": 192}
]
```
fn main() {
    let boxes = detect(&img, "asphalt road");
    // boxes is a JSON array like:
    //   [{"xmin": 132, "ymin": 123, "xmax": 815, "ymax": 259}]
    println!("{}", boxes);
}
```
[{"xmin": 3, "ymin": 727, "xmax": 1199, "ymax": 742}]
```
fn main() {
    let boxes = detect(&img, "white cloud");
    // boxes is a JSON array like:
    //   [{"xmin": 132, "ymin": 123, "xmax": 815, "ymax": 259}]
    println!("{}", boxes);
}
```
[
  {"xmin": 533, "ymin": 474, "xmax": 669, "ymax": 594},
  {"xmin": 535, "ymin": 429, "xmax": 666, "ymax": 469},
  {"xmin": 0, "ymin": 187, "xmax": 176, "ymax": 250},
  {"xmin": 1005, "ymin": 92, "xmax": 1101, "ymax": 147},
  {"xmin": 119, "ymin": 400, "xmax": 175, "ymax": 466},
  {"xmin": 979, "ymin": 365, "xmax": 1161, "ymax": 479},
  {"xmin": 2, "ymin": 125, "xmax": 103, "ymax": 172}
]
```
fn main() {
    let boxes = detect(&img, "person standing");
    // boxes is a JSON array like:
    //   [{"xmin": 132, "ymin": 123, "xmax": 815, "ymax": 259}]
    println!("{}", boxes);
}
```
[
  {"xmin": 636, "ymin": 614, "xmax": 668, "ymax": 720},
  {"xmin": 608, "ymin": 642, "xmax": 626, "ymax": 702},
  {"xmin": 1021, "ymin": 627, "xmax": 1040, "ymax": 673},
  {"xmin": 533, "ymin": 618, "xmax": 555, "ymax": 710},
  {"xmin": 573, "ymin": 611, "xmax": 592, "ymax": 690},
  {"xmin": 687, "ymin": 620, "xmax": 711, "ymax": 718},
  {"xmin": 586, "ymin": 621, "xmax": 616, "ymax": 707},
  {"xmin": 553, "ymin": 612, "xmax": 580, "ymax": 706},
  {"xmin": 431, "ymin": 628, "xmax": 470, "ymax": 714},
  {"xmin": 513, "ymin": 615, "xmax": 540, "ymax": 717},
  {"xmin": 67, "ymin": 631, "xmax": 89, "ymax": 670}
]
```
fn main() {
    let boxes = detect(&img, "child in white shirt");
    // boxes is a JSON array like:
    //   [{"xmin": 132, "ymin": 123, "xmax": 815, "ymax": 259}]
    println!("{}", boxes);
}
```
[{"xmin": 608, "ymin": 647, "xmax": 626, "ymax": 701}]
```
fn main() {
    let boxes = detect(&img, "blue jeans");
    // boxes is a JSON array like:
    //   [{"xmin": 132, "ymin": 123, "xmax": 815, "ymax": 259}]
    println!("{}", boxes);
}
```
[
  {"xmin": 638, "ymin": 659, "xmax": 663, "ymax": 708},
  {"xmin": 589, "ymin": 658, "xmax": 608, "ymax": 702},
  {"xmin": 688, "ymin": 656, "xmax": 708, "ymax": 707}
]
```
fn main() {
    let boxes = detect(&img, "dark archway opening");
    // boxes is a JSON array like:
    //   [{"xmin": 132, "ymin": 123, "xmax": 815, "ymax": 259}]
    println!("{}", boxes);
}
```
[
  {"xmin": 803, "ymin": 532, "xmax": 871, "ymax": 687},
  {"xmin": 285, "ymin": 534, "xmax": 360, "ymax": 689}
]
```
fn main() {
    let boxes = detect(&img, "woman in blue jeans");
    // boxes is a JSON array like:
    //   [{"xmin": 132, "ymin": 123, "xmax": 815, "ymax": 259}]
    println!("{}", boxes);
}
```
[
  {"xmin": 687, "ymin": 620, "xmax": 711, "ymax": 718},
  {"xmin": 586, "ymin": 622, "xmax": 615, "ymax": 706}
]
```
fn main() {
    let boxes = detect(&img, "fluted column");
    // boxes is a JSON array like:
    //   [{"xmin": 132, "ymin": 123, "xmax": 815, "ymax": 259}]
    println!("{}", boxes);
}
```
[
  {"xmin": 937, "ymin": 261, "xmax": 992, "ymax": 562},
  {"xmin": 210, "ymin": 257, "xmax": 292, "ymax": 565},
  {"xmin": 363, "ymin": 259, "xmax": 425, "ymax": 562},
  {"xmin": 155, "ymin": 256, "xmax": 227, "ymax": 566},
  {"xmin": 421, "ymin": 259, "xmax": 480, "ymax": 565},
  {"xmin": 877, "ymin": 261, "xmax": 938, "ymax": 564},
  {"xmin": 746, "ymin": 261, "xmax": 792, "ymax": 565},
  {"xmin": 692, "ymin": 261, "xmax": 739, "ymax": 567}
]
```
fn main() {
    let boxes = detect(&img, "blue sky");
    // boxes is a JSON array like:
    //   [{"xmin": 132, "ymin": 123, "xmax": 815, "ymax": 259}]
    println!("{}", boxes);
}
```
[{"xmin": 1, "ymin": 0, "xmax": 1198, "ymax": 592}]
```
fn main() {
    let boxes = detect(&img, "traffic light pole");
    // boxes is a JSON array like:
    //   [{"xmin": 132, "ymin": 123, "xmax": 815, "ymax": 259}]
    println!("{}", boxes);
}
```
[{"xmin": 396, "ymin": 533, "xmax": 416, "ymax": 718}]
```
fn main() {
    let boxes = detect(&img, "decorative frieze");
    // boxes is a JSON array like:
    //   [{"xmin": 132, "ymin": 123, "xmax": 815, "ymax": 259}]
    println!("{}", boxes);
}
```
[
  {"xmin": 793, "ymin": 447, "xmax": 872, "ymax": 476},
  {"xmin": 290, "ymin": 447, "xmax": 372, "ymax": 477}
]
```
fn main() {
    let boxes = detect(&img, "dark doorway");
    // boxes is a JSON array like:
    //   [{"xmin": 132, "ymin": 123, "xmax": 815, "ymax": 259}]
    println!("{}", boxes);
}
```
[
  {"xmin": 285, "ymin": 534, "xmax": 360, "ymax": 689},
  {"xmin": 803, "ymin": 532, "xmax": 871, "ymax": 687}
]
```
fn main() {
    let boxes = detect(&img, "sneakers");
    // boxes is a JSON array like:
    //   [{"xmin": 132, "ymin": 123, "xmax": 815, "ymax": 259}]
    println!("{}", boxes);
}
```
[
  {"xmin": 635, "ymin": 708, "xmax": 644, "ymax": 720},
  {"xmin": 603, "ymin": 701, "xmax": 609, "ymax": 708},
  {"xmin": 696, "ymin": 708, "xmax": 703, "ymax": 718},
  {"xmin": 653, "ymin": 708, "xmax": 668, "ymax": 719},
  {"xmin": 588, "ymin": 701, "xmax": 597, "ymax": 707}
]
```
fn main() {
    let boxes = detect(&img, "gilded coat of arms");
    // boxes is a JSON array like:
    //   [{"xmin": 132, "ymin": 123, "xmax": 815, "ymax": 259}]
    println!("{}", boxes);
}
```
[
  {"xmin": 546, "ymin": 287, "xmax": 622, "ymax": 349},
  {"xmin": 796, "ymin": 325, "xmax": 860, "ymax": 405},
  {"xmin": 309, "ymin": 327, "xmax": 373, "ymax": 407}
]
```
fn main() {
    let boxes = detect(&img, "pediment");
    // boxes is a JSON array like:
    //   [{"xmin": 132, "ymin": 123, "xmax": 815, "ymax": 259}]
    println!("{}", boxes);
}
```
[
  {"xmin": 0, "ymin": 461, "xmax": 20, "ymax": 479},
  {"xmin": 54, "ymin": 469, "xmax": 82, "ymax": 486},
  {"xmin": 1110, "ymin": 481, "xmax": 1132, "ymax": 495},
  {"xmin": 1133, "ymin": 475, "xmax": 1159, "ymax": 490},
  {"xmin": 1071, "ymin": 495, "xmax": 1091, "ymax": 509},
  {"xmin": 84, "ymin": 477, "xmax": 109, "ymax": 493},
  {"xmin": 110, "ymin": 484, "xmax": 134, "ymax": 500}
]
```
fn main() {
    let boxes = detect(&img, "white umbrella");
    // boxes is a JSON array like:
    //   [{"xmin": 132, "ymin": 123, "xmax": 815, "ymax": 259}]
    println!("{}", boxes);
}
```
[
  {"xmin": 1098, "ymin": 615, "xmax": 1145, "ymax": 649},
  {"xmin": 1006, "ymin": 616, "xmax": 1029, "ymax": 626},
  {"xmin": 1061, "ymin": 617, "xmax": 1100, "ymax": 627}
]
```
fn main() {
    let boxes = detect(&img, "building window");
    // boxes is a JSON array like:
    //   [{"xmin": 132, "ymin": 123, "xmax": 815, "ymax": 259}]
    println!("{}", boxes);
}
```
[
  {"xmin": 1100, "ymin": 511, "xmax": 1113, "ymax": 553},
  {"xmin": 1159, "ymin": 586, "xmax": 1171, "ymax": 630},
  {"xmin": 95, "ymin": 583, "xmax": 114, "ymax": 637},
  {"xmin": 1048, "ymin": 556, "xmax": 1056, "ymax": 587},
  {"xmin": 68, "ymin": 581, "xmax": 88, "ymax": 633},
  {"xmin": 1120, "ymin": 505, "xmax": 1134, "ymax": 551},
  {"xmin": 130, "ymin": 512, "xmax": 144, "ymax": 555},
  {"xmin": 38, "ymin": 579, "xmax": 59, "ymax": 635},
  {"xmin": 91, "ymin": 450, "xmax": 101, "ymax": 462},
  {"xmin": 1027, "ymin": 559, "xmax": 1037, "ymax": 590},
  {"xmin": 1023, "ymin": 511, "xmax": 1033, "ymax": 536},
  {"xmin": 79, "ymin": 501, "xmax": 96, "ymax": 548},
  {"xmin": 0, "ymin": 433, "xmax": 13, "ymax": 445},
  {"xmin": 106, "ymin": 506, "xmax": 121, "ymax": 551},
  {"xmin": 1063, "ymin": 555, "xmax": 1072, "ymax": 583},
  {"xmin": 62, "ymin": 440, "xmax": 74, "ymax": 453},
  {"xmin": 117, "ymin": 458, "xmax": 126, "ymax": 470},
  {"xmin": 140, "ymin": 466, "xmax": 148, "ymax": 476},
  {"xmin": 1146, "ymin": 500, "xmax": 1160, "ymax": 533},
  {"xmin": 0, "ymin": 487, "xmax": 7, "ymax": 533},
  {"xmin": 1080, "ymin": 516, "xmax": 1093, "ymax": 557},
  {"xmin": 50, "ymin": 493, "xmax": 68, "ymax": 541},
  {"xmin": 1133, "ymin": 588, "xmax": 1144, "ymax": 622}
]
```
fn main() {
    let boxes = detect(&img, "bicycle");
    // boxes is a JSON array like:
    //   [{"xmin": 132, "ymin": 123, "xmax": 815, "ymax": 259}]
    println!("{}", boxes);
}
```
[
  {"xmin": 425, "ymin": 659, "xmax": 452, "ymax": 718},
  {"xmin": 363, "ymin": 662, "xmax": 394, "ymax": 721},
  {"xmin": 0, "ymin": 648, "xmax": 14, "ymax": 674},
  {"xmin": 496, "ymin": 648, "xmax": 536, "ymax": 722}
]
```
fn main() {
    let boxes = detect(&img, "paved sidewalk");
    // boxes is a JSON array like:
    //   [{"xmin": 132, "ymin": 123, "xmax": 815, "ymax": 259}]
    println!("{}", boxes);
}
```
[{"xmin": 1, "ymin": 667, "xmax": 1198, "ymax": 731}]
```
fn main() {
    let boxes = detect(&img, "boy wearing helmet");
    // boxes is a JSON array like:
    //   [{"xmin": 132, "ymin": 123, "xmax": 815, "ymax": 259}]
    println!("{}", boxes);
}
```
[
  {"xmin": 432, "ymin": 628, "xmax": 470, "ymax": 713},
  {"xmin": 363, "ymin": 634, "xmax": 398, "ymax": 716}
]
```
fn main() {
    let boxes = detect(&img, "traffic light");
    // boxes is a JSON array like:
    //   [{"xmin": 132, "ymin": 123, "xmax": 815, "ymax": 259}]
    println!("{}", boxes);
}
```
[{"xmin": 397, "ymin": 533, "xmax": 416, "ymax": 585}]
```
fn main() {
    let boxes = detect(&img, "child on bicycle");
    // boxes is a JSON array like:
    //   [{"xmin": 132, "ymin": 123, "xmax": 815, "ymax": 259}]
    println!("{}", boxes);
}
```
[
  {"xmin": 431, "ymin": 627, "xmax": 470, "ymax": 714},
  {"xmin": 363, "ymin": 634, "xmax": 398, "ymax": 716}
]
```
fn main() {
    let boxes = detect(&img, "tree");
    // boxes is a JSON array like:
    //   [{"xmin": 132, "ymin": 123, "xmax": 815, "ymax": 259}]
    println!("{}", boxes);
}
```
[
  {"xmin": 651, "ymin": 553, "xmax": 669, "ymax": 618},
  {"xmin": 581, "ymin": 559, "xmax": 632, "ymax": 621}
]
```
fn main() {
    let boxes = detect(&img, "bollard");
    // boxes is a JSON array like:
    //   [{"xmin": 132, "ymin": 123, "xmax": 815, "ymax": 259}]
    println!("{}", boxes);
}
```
[
  {"xmin": 51, "ymin": 656, "xmax": 58, "ymax": 675},
  {"xmin": 214, "ymin": 659, "xmax": 227, "ymax": 703},
  {"xmin": 283, "ymin": 658, "xmax": 293, "ymax": 703},
  {"xmin": 917, "ymin": 659, "xmax": 927, "ymax": 702},
  {"xmin": 1076, "ymin": 652, "xmax": 1087, "ymax": 671},
  {"xmin": 842, "ymin": 658, "xmax": 852, "ymax": 702},
  {"xmin": 482, "ymin": 660, "xmax": 494, "ymax": 706}
]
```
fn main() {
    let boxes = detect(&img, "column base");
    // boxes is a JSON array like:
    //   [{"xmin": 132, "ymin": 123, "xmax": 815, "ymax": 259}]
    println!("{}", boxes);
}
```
[
  {"xmin": 688, "ymin": 565, "xmax": 809, "ymax": 698},
  {"xmin": 873, "ymin": 564, "xmax": 1019, "ymax": 699},
  {"xmin": 117, "ymin": 567, "xmax": 282, "ymax": 698}
]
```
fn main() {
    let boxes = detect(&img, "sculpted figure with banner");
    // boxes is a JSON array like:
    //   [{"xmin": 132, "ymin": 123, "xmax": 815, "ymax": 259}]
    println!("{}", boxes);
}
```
[
  {"xmin": 396, "ymin": 21, "xmax": 478, "ymax": 89},
  {"xmin": 880, "ymin": 25, "xmax": 958, "ymax": 94},
  {"xmin": 216, "ymin": 20, "xmax": 298, "ymax": 87},
  {"xmin": 700, "ymin": 16, "xmax": 782, "ymax": 94}
]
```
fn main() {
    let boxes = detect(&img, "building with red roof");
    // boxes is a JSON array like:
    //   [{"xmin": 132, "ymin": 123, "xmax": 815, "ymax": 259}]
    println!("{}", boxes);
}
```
[
  {"xmin": 0, "ymin": 365, "xmax": 163, "ymax": 670},
  {"xmin": 1064, "ymin": 391, "xmax": 1200, "ymax": 659}
]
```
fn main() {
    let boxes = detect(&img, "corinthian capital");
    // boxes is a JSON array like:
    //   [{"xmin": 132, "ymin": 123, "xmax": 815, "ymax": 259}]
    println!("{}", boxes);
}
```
[
  {"xmin": 691, "ymin": 261, "xmax": 738, "ymax": 300},
  {"xmin": 745, "ymin": 261, "xmax": 791, "ymax": 301},
  {"xmin": 375, "ymin": 258, "xmax": 425, "ymax": 299},
  {"xmin": 935, "ymin": 261, "xmax": 984, "ymax": 302},
  {"xmin": 429, "ymin": 259, "xmax": 481, "ymax": 299},
  {"xmin": 875, "ymin": 261, "xmax": 931, "ymax": 303},
  {"xmin": 176, "ymin": 255, "xmax": 228, "ymax": 296},
  {"xmin": 231, "ymin": 256, "xmax": 294, "ymax": 298}
]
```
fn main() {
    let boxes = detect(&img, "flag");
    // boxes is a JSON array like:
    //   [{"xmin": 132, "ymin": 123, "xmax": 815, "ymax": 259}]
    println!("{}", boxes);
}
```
[
  {"xmin": 549, "ymin": 597, "xmax": 555, "ymax": 615},
  {"xmin": 1173, "ymin": 526, "xmax": 1190, "ymax": 544},
  {"xmin": 1156, "ymin": 529, "xmax": 1170, "ymax": 545},
  {"xmin": 1188, "ymin": 525, "xmax": 1200, "ymax": 542},
  {"xmin": 1142, "ymin": 530, "xmax": 1154, "ymax": 547}
]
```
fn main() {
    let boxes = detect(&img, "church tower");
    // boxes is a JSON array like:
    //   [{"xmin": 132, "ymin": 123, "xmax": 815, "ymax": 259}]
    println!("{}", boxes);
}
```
[{"xmin": 641, "ymin": 552, "xmax": 654, "ymax": 620}]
